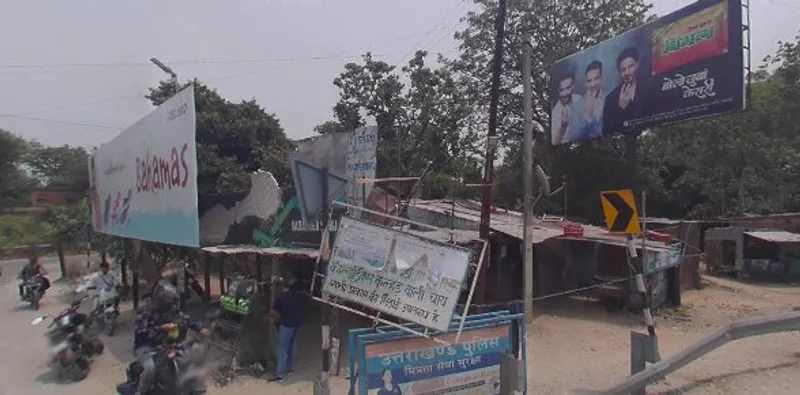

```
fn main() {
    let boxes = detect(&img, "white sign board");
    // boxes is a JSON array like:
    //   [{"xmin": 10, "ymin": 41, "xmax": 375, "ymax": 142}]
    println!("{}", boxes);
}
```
[
  {"xmin": 644, "ymin": 244, "xmax": 684, "ymax": 274},
  {"xmin": 322, "ymin": 217, "xmax": 472, "ymax": 331},
  {"xmin": 346, "ymin": 126, "xmax": 377, "ymax": 206},
  {"xmin": 88, "ymin": 86, "xmax": 199, "ymax": 247}
]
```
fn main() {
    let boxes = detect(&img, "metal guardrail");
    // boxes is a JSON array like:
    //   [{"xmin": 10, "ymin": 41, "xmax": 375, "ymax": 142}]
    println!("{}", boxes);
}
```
[{"xmin": 603, "ymin": 309, "xmax": 800, "ymax": 395}]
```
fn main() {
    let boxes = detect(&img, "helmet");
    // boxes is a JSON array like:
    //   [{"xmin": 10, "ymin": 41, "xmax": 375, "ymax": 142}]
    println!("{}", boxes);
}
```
[{"xmin": 151, "ymin": 281, "xmax": 178, "ymax": 310}]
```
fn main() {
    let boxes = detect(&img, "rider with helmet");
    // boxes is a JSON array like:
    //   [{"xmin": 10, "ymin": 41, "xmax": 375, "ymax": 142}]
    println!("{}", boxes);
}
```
[{"xmin": 132, "ymin": 281, "xmax": 209, "ymax": 395}]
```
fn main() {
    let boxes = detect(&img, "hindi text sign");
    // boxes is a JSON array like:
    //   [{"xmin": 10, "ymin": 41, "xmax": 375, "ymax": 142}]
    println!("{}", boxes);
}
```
[{"xmin": 322, "ymin": 217, "xmax": 472, "ymax": 331}]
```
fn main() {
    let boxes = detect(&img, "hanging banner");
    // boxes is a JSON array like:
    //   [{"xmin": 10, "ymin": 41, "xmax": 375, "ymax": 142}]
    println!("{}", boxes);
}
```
[
  {"xmin": 89, "ymin": 86, "xmax": 199, "ymax": 247},
  {"xmin": 548, "ymin": 0, "xmax": 744, "ymax": 145},
  {"xmin": 322, "ymin": 217, "xmax": 472, "ymax": 331}
]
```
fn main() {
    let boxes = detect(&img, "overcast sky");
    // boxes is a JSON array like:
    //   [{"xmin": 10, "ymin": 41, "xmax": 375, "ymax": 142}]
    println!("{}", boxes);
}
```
[{"xmin": 0, "ymin": 0, "xmax": 796, "ymax": 149}]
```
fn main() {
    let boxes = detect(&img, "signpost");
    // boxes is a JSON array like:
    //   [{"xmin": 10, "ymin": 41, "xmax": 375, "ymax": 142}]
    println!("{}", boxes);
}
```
[
  {"xmin": 349, "ymin": 311, "xmax": 527, "ymax": 395},
  {"xmin": 600, "ymin": 189, "xmax": 641, "ymax": 234}
]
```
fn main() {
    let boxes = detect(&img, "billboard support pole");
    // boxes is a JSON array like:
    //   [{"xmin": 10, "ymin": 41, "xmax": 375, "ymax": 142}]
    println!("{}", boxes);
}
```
[{"xmin": 477, "ymin": 0, "xmax": 508, "ymax": 308}]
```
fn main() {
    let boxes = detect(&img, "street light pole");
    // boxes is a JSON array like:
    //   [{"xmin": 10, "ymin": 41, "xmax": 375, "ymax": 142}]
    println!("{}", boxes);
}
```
[
  {"xmin": 150, "ymin": 57, "xmax": 179, "ymax": 93},
  {"xmin": 149, "ymin": 57, "xmax": 182, "ymax": 309}
]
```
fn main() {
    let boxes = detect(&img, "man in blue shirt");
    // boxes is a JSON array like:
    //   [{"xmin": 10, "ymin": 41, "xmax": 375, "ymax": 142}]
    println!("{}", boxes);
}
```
[{"xmin": 268, "ymin": 279, "xmax": 305, "ymax": 382}]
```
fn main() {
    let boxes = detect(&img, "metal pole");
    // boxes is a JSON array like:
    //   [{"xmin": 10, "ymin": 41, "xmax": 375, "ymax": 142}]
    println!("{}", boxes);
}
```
[
  {"xmin": 522, "ymin": 29, "xmax": 535, "ymax": 322},
  {"xmin": 318, "ymin": 167, "xmax": 332, "ymax": 392},
  {"xmin": 641, "ymin": 190, "xmax": 647, "ymax": 268},
  {"xmin": 476, "ymin": 0, "xmax": 508, "ymax": 307}
]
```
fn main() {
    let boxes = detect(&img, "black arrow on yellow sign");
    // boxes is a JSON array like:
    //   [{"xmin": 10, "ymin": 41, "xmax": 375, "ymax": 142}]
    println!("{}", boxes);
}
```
[{"xmin": 600, "ymin": 190, "xmax": 641, "ymax": 234}]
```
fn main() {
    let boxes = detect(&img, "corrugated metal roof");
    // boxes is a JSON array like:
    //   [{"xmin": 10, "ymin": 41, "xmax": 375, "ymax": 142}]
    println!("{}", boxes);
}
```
[
  {"xmin": 201, "ymin": 245, "xmax": 319, "ymax": 258},
  {"xmin": 744, "ymin": 231, "xmax": 800, "ymax": 243},
  {"xmin": 409, "ymin": 199, "xmax": 671, "ymax": 250},
  {"xmin": 401, "ymin": 227, "xmax": 480, "ymax": 244}
]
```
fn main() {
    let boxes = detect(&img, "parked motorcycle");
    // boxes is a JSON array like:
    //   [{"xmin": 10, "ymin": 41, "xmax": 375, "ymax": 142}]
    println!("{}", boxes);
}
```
[
  {"xmin": 116, "ymin": 323, "xmax": 209, "ymax": 395},
  {"xmin": 31, "ymin": 294, "xmax": 105, "ymax": 382},
  {"xmin": 19, "ymin": 273, "xmax": 44, "ymax": 310}
]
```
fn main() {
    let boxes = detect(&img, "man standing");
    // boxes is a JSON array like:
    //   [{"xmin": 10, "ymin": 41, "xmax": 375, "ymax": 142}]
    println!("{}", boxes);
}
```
[
  {"xmin": 551, "ymin": 73, "xmax": 582, "ymax": 145},
  {"xmin": 603, "ymin": 47, "xmax": 644, "ymax": 135},
  {"xmin": 576, "ymin": 61, "xmax": 606, "ymax": 141},
  {"xmin": 89, "ymin": 261, "xmax": 120, "ymax": 312},
  {"xmin": 268, "ymin": 278, "xmax": 305, "ymax": 383}
]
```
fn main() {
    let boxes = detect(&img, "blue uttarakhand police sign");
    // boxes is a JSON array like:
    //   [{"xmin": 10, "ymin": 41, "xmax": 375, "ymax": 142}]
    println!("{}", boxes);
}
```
[
  {"xmin": 549, "ymin": 0, "xmax": 745, "ymax": 145},
  {"xmin": 361, "ymin": 325, "xmax": 510, "ymax": 394}
]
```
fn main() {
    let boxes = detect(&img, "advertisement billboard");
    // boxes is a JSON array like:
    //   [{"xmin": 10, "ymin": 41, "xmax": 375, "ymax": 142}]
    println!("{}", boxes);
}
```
[
  {"xmin": 89, "ymin": 86, "xmax": 199, "ymax": 247},
  {"xmin": 361, "ymin": 325, "xmax": 510, "ymax": 395},
  {"xmin": 549, "ymin": 0, "xmax": 744, "ymax": 145}
]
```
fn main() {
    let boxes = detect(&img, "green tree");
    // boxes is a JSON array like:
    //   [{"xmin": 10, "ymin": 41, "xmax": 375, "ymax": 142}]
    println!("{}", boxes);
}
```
[
  {"xmin": 146, "ymin": 79, "xmax": 293, "ymax": 195},
  {"xmin": 0, "ymin": 129, "xmax": 39, "ymax": 208},
  {"xmin": 41, "ymin": 199, "xmax": 90, "ymax": 277},
  {"xmin": 25, "ymin": 143, "xmax": 90, "ymax": 190},
  {"xmin": 321, "ymin": 51, "xmax": 482, "ymax": 195}
]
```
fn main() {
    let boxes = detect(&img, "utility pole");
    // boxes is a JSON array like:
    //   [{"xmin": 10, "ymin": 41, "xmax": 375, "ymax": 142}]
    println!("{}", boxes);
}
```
[
  {"xmin": 522, "ymin": 29, "xmax": 535, "ymax": 322},
  {"xmin": 476, "ymin": 0, "xmax": 508, "ymax": 307}
]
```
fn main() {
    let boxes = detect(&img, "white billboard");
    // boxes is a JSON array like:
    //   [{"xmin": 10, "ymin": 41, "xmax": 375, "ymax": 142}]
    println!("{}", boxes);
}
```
[{"xmin": 89, "ymin": 86, "xmax": 199, "ymax": 247}]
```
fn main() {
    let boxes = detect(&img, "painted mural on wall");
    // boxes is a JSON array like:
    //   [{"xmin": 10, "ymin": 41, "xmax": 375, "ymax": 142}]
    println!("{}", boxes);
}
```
[{"xmin": 198, "ymin": 171, "xmax": 397, "ymax": 248}]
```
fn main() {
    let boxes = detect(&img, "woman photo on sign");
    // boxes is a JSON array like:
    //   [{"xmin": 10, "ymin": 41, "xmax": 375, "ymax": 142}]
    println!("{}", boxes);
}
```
[{"xmin": 377, "ymin": 369, "xmax": 402, "ymax": 395}]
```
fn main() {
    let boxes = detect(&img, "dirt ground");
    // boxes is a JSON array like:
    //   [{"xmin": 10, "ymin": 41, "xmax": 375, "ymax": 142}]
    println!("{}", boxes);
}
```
[{"xmin": 2, "ymin": 256, "xmax": 800, "ymax": 394}]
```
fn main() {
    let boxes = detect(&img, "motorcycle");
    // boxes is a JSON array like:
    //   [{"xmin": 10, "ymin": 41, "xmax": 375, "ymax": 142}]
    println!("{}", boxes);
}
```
[
  {"xmin": 20, "ymin": 273, "xmax": 44, "ymax": 310},
  {"xmin": 116, "ymin": 323, "xmax": 209, "ymax": 395},
  {"xmin": 86, "ymin": 284, "xmax": 120, "ymax": 336},
  {"xmin": 31, "ymin": 294, "xmax": 105, "ymax": 382}
]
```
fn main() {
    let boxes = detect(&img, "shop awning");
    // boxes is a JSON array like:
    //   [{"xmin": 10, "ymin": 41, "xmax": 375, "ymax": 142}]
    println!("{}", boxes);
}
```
[{"xmin": 744, "ymin": 231, "xmax": 800, "ymax": 243}]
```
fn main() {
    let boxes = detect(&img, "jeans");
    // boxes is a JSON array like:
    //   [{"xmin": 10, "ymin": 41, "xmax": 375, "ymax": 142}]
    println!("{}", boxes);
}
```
[
  {"xmin": 134, "ymin": 346, "xmax": 156, "ymax": 393},
  {"xmin": 276, "ymin": 325, "xmax": 299, "ymax": 377}
]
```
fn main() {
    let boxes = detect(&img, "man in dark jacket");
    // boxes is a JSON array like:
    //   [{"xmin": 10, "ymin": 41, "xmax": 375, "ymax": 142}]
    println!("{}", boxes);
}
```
[
  {"xmin": 268, "ymin": 279, "xmax": 305, "ymax": 382},
  {"xmin": 132, "ymin": 282, "xmax": 208, "ymax": 395},
  {"xmin": 18, "ymin": 255, "xmax": 50, "ymax": 299},
  {"xmin": 602, "ymin": 47, "xmax": 645, "ymax": 136}
]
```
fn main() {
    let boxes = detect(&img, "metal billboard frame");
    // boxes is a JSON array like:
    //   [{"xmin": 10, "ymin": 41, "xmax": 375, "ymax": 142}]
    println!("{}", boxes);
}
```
[{"xmin": 309, "ymin": 199, "xmax": 487, "ymax": 347}]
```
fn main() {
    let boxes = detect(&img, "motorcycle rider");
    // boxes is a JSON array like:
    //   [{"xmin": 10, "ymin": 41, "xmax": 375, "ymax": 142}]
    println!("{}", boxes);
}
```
[
  {"xmin": 18, "ymin": 254, "xmax": 50, "ymax": 299},
  {"xmin": 132, "ymin": 281, "xmax": 209, "ymax": 395},
  {"xmin": 90, "ymin": 260, "xmax": 120, "ymax": 312}
]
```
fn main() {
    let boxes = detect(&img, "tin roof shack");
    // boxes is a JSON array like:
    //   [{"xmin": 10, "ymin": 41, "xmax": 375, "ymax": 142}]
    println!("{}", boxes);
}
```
[
  {"xmin": 645, "ymin": 218, "xmax": 726, "ymax": 290},
  {"xmin": 726, "ymin": 213, "xmax": 800, "ymax": 233},
  {"xmin": 408, "ymin": 200, "xmax": 682, "ymax": 310},
  {"xmin": 704, "ymin": 227, "xmax": 800, "ymax": 280}
]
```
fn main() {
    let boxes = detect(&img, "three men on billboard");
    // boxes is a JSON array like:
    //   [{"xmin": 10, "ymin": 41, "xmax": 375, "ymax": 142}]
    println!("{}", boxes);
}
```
[
  {"xmin": 549, "ymin": 0, "xmax": 745, "ymax": 146},
  {"xmin": 602, "ymin": 47, "xmax": 644, "ymax": 135}
]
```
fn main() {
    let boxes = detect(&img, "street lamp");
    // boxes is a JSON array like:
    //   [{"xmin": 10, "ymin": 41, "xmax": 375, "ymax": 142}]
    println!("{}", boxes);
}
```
[{"xmin": 150, "ymin": 57, "xmax": 179, "ymax": 94}]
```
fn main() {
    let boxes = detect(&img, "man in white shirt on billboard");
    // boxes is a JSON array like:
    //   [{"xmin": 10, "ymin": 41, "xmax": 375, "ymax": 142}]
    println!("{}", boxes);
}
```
[
  {"xmin": 576, "ymin": 60, "xmax": 606, "ymax": 141},
  {"xmin": 551, "ymin": 73, "xmax": 582, "ymax": 145}
]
